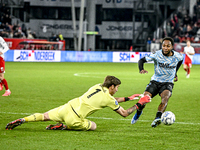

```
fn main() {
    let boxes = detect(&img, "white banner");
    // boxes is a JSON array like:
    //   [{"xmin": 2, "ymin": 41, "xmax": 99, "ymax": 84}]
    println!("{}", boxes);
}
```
[
  {"xmin": 113, "ymin": 52, "xmax": 140, "ymax": 62},
  {"xmin": 14, "ymin": 50, "xmax": 61, "ymax": 62}
]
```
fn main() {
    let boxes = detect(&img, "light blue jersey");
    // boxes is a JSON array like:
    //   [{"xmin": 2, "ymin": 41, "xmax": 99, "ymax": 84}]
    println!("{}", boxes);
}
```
[{"xmin": 145, "ymin": 50, "xmax": 183, "ymax": 83}]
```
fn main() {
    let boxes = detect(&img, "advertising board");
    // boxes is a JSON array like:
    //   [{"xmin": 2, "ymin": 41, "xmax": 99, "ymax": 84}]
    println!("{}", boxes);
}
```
[{"xmin": 13, "ymin": 50, "xmax": 61, "ymax": 62}]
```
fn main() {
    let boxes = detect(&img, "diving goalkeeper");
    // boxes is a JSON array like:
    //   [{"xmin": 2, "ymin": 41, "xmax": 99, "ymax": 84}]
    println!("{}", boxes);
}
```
[{"xmin": 6, "ymin": 75, "xmax": 151, "ymax": 131}]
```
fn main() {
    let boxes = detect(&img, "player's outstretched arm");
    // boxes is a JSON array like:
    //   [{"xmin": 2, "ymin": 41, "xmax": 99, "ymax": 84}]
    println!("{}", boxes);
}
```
[{"xmin": 115, "ymin": 95, "xmax": 151, "ymax": 117}]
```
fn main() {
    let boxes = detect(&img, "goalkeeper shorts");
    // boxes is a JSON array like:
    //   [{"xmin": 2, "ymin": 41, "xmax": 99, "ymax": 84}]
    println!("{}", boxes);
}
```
[{"xmin": 48, "ymin": 103, "xmax": 92, "ymax": 131}]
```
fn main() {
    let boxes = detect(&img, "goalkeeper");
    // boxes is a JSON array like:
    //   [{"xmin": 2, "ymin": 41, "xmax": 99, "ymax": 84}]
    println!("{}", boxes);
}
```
[{"xmin": 6, "ymin": 75, "xmax": 151, "ymax": 131}]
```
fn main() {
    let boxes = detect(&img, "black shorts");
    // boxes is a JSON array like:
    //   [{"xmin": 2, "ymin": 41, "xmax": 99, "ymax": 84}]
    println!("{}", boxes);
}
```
[{"xmin": 145, "ymin": 80, "xmax": 174, "ymax": 98}]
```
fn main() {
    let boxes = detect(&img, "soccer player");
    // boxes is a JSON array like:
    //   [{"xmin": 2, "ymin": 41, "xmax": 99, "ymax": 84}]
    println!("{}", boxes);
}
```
[
  {"xmin": 131, "ymin": 37, "xmax": 183, "ymax": 128},
  {"xmin": 0, "ymin": 36, "xmax": 11, "ymax": 96},
  {"xmin": 6, "ymin": 75, "xmax": 151, "ymax": 130},
  {"xmin": 181, "ymin": 40, "xmax": 195, "ymax": 78}
]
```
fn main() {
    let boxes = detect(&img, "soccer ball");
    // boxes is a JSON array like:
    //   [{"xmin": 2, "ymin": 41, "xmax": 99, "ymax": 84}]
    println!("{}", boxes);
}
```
[{"xmin": 161, "ymin": 111, "xmax": 175, "ymax": 125}]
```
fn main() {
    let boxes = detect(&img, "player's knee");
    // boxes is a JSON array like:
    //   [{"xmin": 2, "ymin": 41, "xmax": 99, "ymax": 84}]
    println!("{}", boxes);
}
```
[
  {"xmin": 89, "ymin": 121, "xmax": 97, "ymax": 130},
  {"xmin": 144, "ymin": 92, "xmax": 152, "ymax": 98},
  {"xmin": 0, "ymin": 75, "xmax": 4, "ymax": 80}
]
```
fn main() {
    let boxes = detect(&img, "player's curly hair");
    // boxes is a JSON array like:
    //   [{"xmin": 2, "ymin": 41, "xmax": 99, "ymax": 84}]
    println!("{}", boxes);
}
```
[
  {"xmin": 102, "ymin": 75, "xmax": 121, "ymax": 88},
  {"xmin": 162, "ymin": 37, "xmax": 174, "ymax": 46}
]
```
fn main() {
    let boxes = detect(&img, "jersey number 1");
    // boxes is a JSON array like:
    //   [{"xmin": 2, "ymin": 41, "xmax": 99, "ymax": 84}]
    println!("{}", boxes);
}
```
[{"xmin": 87, "ymin": 89, "xmax": 101, "ymax": 98}]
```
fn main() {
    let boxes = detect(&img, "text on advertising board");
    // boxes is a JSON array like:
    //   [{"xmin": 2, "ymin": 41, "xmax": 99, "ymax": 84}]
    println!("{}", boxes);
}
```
[{"xmin": 19, "ymin": 51, "xmax": 55, "ymax": 61}]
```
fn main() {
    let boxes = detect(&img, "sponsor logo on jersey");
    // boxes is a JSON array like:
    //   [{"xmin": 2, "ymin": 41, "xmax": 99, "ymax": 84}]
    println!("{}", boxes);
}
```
[{"xmin": 158, "ymin": 62, "xmax": 176, "ymax": 69}]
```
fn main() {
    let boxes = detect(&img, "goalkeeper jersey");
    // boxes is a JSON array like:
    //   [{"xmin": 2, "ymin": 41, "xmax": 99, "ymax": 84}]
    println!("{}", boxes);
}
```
[
  {"xmin": 68, "ymin": 84, "xmax": 120, "ymax": 119},
  {"xmin": 145, "ymin": 50, "xmax": 183, "ymax": 83}
]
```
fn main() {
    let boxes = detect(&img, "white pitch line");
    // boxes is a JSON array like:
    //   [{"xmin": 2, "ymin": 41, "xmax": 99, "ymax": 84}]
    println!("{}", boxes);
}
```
[
  {"xmin": 74, "ymin": 73, "xmax": 104, "ymax": 78},
  {"xmin": 0, "ymin": 112, "xmax": 31, "ymax": 115},
  {"xmin": 1, "ymin": 112, "xmax": 200, "ymax": 125},
  {"xmin": 88, "ymin": 116, "xmax": 200, "ymax": 125}
]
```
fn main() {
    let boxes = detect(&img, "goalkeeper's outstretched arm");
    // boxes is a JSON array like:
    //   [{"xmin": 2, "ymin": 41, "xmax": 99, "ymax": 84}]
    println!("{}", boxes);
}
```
[
  {"xmin": 115, "ymin": 95, "xmax": 151, "ymax": 117},
  {"xmin": 115, "ymin": 94, "xmax": 141, "ymax": 103}
]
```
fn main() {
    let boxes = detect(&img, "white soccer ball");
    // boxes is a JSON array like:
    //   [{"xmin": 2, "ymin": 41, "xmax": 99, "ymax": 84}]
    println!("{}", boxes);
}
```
[{"xmin": 161, "ymin": 111, "xmax": 175, "ymax": 125}]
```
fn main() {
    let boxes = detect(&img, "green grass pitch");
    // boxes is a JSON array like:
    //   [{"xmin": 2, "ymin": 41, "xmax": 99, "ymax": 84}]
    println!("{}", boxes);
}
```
[{"xmin": 0, "ymin": 62, "xmax": 200, "ymax": 150}]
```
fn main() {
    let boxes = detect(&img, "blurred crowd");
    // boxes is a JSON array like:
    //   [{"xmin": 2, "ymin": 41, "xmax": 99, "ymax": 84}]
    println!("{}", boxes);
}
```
[
  {"xmin": 0, "ymin": 3, "xmax": 37, "ymax": 39},
  {"xmin": 1, "ymin": 1, "xmax": 200, "ymax": 45},
  {"xmin": 0, "ymin": 3, "xmax": 65, "ymax": 42},
  {"xmin": 165, "ymin": 1, "xmax": 200, "ymax": 43}
]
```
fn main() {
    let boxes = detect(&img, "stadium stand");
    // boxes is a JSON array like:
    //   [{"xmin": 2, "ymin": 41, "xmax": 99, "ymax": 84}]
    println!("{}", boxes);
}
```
[
  {"xmin": 165, "ymin": 1, "xmax": 200, "ymax": 43},
  {"xmin": 1, "ymin": 0, "xmax": 200, "ymax": 51},
  {"xmin": 0, "ymin": 3, "xmax": 37, "ymax": 39}
]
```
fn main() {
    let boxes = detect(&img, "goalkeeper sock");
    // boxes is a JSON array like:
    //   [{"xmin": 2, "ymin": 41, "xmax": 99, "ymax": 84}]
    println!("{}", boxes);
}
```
[{"xmin": 24, "ymin": 113, "xmax": 44, "ymax": 122}]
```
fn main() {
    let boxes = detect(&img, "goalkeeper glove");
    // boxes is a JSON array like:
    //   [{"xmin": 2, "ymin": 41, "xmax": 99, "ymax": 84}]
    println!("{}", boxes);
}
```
[
  {"xmin": 124, "ymin": 94, "xmax": 142, "ymax": 102},
  {"xmin": 135, "ymin": 95, "xmax": 151, "ymax": 110},
  {"xmin": 128, "ymin": 94, "xmax": 142, "ymax": 100}
]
